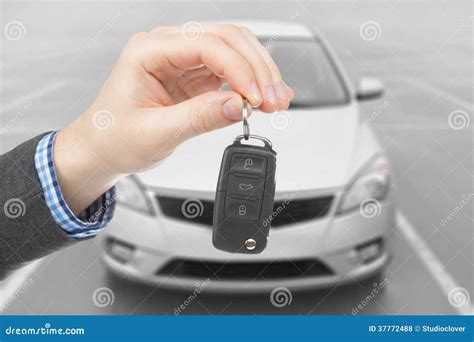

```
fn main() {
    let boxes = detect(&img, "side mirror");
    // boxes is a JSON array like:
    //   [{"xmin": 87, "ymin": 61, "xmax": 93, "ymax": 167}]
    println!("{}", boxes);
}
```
[{"xmin": 356, "ymin": 77, "xmax": 384, "ymax": 101}]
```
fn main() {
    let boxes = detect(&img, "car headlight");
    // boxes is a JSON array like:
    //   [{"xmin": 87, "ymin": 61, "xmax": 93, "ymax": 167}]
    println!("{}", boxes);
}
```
[
  {"xmin": 115, "ymin": 175, "xmax": 155, "ymax": 215},
  {"xmin": 336, "ymin": 155, "xmax": 390, "ymax": 214}
]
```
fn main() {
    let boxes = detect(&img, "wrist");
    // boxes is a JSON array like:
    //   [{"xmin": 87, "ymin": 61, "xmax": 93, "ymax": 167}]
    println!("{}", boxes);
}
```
[{"xmin": 54, "ymin": 120, "xmax": 120, "ymax": 214}]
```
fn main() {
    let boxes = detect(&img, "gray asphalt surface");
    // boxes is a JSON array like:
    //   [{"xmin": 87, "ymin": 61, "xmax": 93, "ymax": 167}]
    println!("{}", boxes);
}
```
[{"xmin": 1, "ymin": 0, "xmax": 472, "ymax": 315}]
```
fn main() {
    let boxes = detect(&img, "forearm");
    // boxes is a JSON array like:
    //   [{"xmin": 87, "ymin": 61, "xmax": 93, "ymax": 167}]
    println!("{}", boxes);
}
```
[
  {"xmin": 0, "ymin": 134, "xmax": 75, "ymax": 279},
  {"xmin": 1, "ymin": 129, "xmax": 119, "ymax": 279}
]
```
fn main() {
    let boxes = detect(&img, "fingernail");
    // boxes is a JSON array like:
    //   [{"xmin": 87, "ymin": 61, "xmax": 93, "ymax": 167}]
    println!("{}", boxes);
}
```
[
  {"xmin": 249, "ymin": 82, "xmax": 262, "ymax": 106},
  {"xmin": 275, "ymin": 83, "xmax": 289, "ymax": 102},
  {"xmin": 223, "ymin": 97, "xmax": 242, "ymax": 121},
  {"xmin": 265, "ymin": 86, "xmax": 278, "ymax": 105}
]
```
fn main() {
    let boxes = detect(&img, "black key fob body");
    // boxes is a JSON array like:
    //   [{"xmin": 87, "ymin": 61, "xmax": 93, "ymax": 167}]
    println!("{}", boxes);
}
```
[{"xmin": 212, "ymin": 136, "xmax": 276, "ymax": 254}]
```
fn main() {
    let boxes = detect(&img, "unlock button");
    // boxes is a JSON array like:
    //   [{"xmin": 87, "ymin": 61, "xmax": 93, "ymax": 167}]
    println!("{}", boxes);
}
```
[{"xmin": 224, "ymin": 197, "xmax": 261, "ymax": 221}]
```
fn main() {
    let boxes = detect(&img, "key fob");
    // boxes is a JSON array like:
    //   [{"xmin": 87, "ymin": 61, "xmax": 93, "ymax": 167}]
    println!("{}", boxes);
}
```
[{"xmin": 212, "ymin": 136, "xmax": 276, "ymax": 254}]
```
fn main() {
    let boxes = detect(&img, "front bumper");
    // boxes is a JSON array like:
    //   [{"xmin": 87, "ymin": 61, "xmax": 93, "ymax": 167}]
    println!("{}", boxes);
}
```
[{"xmin": 100, "ymin": 200, "xmax": 395, "ymax": 292}]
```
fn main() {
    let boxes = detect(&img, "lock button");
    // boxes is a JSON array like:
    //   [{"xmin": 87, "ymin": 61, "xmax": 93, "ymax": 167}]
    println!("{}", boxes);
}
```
[
  {"xmin": 230, "ymin": 154, "xmax": 266, "ymax": 175},
  {"xmin": 224, "ymin": 196, "xmax": 261, "ymax": 221}
]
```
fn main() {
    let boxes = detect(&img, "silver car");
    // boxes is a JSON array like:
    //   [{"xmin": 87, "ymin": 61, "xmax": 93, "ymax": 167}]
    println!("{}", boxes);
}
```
[{"xmin": 101, "ymin": 21, "xmax": 395, "ymax": 292}]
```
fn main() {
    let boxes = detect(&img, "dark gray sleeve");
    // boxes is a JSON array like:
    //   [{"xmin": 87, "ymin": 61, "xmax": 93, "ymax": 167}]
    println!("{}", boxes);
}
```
[{"xmin": 0, "ymin": 133, "xmax": 76, "ymax": 279}]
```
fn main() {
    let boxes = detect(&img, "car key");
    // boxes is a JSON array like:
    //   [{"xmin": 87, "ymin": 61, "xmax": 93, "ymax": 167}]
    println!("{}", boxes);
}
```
[{"xmin": 212, "ymin": 100, "xmax": 276, "ymax": 254}]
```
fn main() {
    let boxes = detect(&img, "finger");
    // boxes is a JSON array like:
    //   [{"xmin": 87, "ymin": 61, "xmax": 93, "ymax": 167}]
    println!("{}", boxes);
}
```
[
  {"xmin": 151, "ymin": 25, "xmax": 294, "ymax": 105},
  {"xmin": 174, "ymin": 67, "xmax": 223, "ymax": 100},
  {"xmin": 145, "ymin": 90, "xmax": 244, "ymax": 145},
  {"xmin": 203, "ymin": 24, "xmax": 279, "ymax": 112},
  {"xmin": 123, "ymin": 32, "xmax": 262, "ymax": 107},
  {"xmin": 239, "ymin": 26, "xmax": 295, "ymax": 107}
]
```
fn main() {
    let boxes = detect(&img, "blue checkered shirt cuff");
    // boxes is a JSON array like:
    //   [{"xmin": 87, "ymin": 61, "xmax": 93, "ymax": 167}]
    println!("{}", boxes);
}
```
[{"xmin": 34, "ymin": 131, "xmax": 116, "ymax": 239}]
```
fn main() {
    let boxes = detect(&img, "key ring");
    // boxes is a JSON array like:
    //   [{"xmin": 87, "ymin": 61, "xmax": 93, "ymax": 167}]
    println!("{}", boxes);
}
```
[
  {"xmin": 242, "ymin": 98, "xmax": 251, "ymax": 140},
  {"xmin": 234, "ymin": 134, "xmax": 272, "ymax": 148}
]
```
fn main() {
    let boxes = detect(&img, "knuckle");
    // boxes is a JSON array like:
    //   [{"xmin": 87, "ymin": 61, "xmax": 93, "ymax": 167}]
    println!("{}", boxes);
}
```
[
  {"xmin": 222, "ymin": 23, "xmax": 240, "ymax": 34},
  {"xmin": 201, "ymin": 32, "xmax": 221, "ymax": 44},
  {"xmin": 268, "ymin": 63, "xmax": 281, "ymax": 77},
  {"xmin": 239, "ymin": 25, "xmax": 254, "ymax": 36},
  {"xmin": 227, "ymin": 62, "xmax": 251, "ymax": 79},
  {"xmin": 127, "ymin": 31, "xmax": 148, "ymax": 46},
  {"xmin": 220, "ymin": 24, "xmax": 244, "ymax": 44},
  {"xmin": 253, "ymin": 53, "xmax": 272, "ymax": 73},
  {"xmin": 123, "ymin": 32, "xmax": 149, "ymax": 60},
  {"xmin": 189, "ymin": 103, "xmax": 213, "ymax": 134}
]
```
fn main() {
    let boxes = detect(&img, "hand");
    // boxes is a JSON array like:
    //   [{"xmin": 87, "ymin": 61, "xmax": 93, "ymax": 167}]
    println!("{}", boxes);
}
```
[{"xmin": 53, "ymin": 24, "xmax": 294, "ymax": 213}]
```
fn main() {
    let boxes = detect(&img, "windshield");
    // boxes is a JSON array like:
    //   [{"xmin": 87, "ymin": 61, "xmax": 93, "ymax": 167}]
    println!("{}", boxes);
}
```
[{"xmin": 261, "ymin": 38, "xmax": 350, "ymax": 107}]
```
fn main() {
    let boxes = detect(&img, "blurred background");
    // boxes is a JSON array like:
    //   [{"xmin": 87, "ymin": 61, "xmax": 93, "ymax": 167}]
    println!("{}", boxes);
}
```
[{"xmin": 0, "ymin": 0, "xmax": 472, "ymax": 315}]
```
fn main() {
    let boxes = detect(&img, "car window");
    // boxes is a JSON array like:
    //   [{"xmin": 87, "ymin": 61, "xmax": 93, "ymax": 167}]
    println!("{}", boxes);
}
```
[{"xmin": 262, "ymin": 38, "xmax": 350, "ymax": 107}]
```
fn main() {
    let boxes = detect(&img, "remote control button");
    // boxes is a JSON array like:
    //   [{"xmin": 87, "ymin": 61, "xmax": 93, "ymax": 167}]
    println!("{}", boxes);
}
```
[
  {"xmin": 230, "ymin": 154, "xmax": 266, "ymax": 175},
  {"xmin": 227, "ymin": 175, "xmax": 264, "ymax": 199},
  {"xmin": 224, "ymin": 197, "xmax": 261, "ymax": 221}
]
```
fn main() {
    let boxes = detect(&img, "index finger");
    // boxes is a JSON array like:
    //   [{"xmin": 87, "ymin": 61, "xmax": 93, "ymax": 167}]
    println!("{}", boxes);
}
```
[{"xmin": 123, "ymin": 31, "xmax": 263, "ymax": 107}]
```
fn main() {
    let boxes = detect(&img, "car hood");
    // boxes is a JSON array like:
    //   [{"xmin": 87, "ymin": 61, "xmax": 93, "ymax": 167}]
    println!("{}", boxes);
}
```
[{"xmin": 140, "ymin": 103, "xmax": 366, "ymax": 193}]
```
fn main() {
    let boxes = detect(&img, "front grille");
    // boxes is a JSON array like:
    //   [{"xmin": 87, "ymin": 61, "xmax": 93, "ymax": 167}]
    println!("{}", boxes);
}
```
[
  {"xmin": 156, "ymin": 195, "xmax": 333, "ymax": 227},
  {"xmin": 157, "ymin": 258, "xmax": 334, "ymax": 280},
  {"xmin": 157, "ymin": 197, "xmax": 214, "ymax": 226},
  {"xmin": 270, "ymin": 196, "xmax": 334, "ymax": 226}
]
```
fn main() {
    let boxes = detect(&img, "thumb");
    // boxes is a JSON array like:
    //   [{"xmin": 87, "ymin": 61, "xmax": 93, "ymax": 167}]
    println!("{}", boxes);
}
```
[{"xmin": 158, "ymin": 90, "xmax": 244, "ymax": 143}]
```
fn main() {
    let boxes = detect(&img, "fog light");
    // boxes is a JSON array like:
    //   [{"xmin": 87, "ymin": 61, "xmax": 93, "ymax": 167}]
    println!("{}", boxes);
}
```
[
  {"xmin": 356, "ymin": 240, "xmax": 383, "ymax": 263},
  {"xmin": 109, "ymin": 241, "xmax": 134, "ymax": 263}
]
